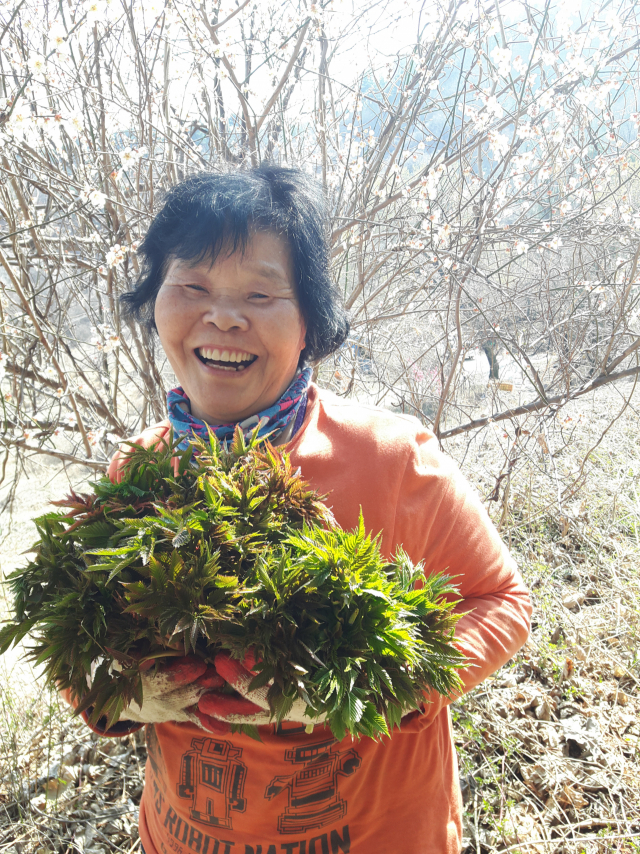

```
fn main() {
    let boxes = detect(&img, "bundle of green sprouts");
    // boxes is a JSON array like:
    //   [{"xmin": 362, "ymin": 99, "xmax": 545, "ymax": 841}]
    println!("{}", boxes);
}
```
[{"xmin": 0, "ymin": 429, "xmax": 465, "ymax": 740}]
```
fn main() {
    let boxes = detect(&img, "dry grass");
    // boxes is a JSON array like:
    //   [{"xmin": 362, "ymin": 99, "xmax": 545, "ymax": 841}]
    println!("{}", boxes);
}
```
[
  {"xmin": 449, "ymin": 381, "xmax": 640, "ymax": 853},
  {"xmin": 0, "ymin": 382, "xmax": 639, "ymax": 853},
  {"xmin": 0, "ymin": 683, "xmax": 145, "ymax": 854}
]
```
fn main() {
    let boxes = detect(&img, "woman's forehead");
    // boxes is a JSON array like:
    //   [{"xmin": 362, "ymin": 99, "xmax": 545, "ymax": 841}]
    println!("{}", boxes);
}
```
[
  {"xmin": 171, "ymin": 230, "xmax": 291, "ymax": 269},
  {"xmin": 164, "ymin": 231, "xmax": 296, "ymax": 288}
]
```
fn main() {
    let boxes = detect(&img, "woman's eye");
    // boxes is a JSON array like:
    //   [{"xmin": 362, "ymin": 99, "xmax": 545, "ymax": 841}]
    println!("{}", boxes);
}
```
[{"xmin": 185, "ymin": 284, "xmax": 207, "ymax": 293}]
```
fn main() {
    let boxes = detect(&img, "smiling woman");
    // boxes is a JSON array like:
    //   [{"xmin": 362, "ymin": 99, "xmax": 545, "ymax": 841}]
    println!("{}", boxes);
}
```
[
  {"xmin": 154, "ymin": 231, "xmax": 307, "ymax": 424},
  {"xmin": 77, "ymin": 165, "xmax": 531, "ymax": 854},
  {"xmin": 121, "ymin": 166, "xmax": 349, "ymax": 440},
  {"xmin": 122, "ymin": 167, "xmax": 349, "ymax": 366}
]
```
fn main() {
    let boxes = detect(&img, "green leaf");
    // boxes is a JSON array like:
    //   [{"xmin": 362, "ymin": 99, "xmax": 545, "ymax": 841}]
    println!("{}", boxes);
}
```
[
  {"xmin": 360, "ymin": 588, "xmax": 389, "ymax": 600},
  {"xmin": 360, "ymin": 701, "xmax": 389, "ymax": 738},
  {"xmin": 234, "ymin": 723, "xmax": 262, "ymax": 742},
  {"xmin": 248, "ymin": 665, "xmax": 274, "ymax": 692},
  {"xmin": 86, "ymin": 546, "xmax": 137, "ymax": 557},
  {"xmin": 178, "ymin": 445, "xmax": 194, "ymax": 475},
  {"xmin": 346, "ymin": 691, "xmax": 364, "ymax": 725}
]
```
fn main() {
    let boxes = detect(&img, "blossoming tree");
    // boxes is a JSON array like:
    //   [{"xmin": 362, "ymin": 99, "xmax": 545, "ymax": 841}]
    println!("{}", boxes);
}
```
[{"xmin": 0, "ymin": 0, "xmax": 639, "ymax": 502}]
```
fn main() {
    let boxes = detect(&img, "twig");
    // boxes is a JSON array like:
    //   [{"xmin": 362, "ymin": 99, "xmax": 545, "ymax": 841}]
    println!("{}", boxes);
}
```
[
  {"xmin": 498, "ymin": 831, "xmax": 640, "ymax": 853},
  {"xmin": 2, "ymin": 440, "xmax": 107, "ymax": 471},
  {"xmin": 439, "ymin": 365, "xmax": 640, "ymax": 440}
]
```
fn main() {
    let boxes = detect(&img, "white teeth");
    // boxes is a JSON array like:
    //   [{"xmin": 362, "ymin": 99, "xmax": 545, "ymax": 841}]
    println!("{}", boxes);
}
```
[{"xmin": 198, "ymin": 348, "xmax": 255, "ymax": 364}]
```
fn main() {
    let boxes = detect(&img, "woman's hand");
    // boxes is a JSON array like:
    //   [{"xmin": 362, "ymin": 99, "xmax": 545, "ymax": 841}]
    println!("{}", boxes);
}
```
[
  {"xmin": 117, "ymin": 655, "xmax": 224, "ymax": 725},
  {"xmin": 194, "ymin": 651, "xmax": 328, "ymax": 731}
]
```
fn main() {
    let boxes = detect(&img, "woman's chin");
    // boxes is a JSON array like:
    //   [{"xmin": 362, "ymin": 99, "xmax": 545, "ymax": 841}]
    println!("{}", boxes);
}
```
[{"xmin": 184, "ymin": 358, "xmax": 301, "ymax": 425}]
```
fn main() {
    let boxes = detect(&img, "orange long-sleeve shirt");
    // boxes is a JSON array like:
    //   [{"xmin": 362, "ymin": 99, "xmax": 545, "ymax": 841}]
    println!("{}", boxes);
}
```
[{"xmin": 103, "ymin": 385, "xmax": 530, "ymax": 854}]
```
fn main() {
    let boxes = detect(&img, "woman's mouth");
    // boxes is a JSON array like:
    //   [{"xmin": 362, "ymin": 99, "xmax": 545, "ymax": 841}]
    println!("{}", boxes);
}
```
[{"xmin": 196, "ymin": 347, "xmax": 258, "ymax": 372}]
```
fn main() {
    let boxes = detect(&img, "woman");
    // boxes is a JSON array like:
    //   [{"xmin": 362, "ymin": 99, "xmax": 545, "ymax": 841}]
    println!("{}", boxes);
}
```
[{"xmin": 88, "ymin": 166, "xmax": 530, "ymax": 854}]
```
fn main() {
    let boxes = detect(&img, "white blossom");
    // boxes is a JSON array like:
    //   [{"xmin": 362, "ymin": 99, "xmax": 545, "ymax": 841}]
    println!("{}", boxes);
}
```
[
  {"xmin": 81, "ymin": 185, "xmax": 107, "ymax": 209},
  {"xmin": 483, "ymin": 95, "xmax": 503, "ymax": 119},
  {"xmin": 29, "ymin": 55, "xmax": 47, "ymax": 77},
  {"xmin": 85, "ymin": 0, "xmax": 107, "ymax": 24},
  {"xmin": 120, "ymin": 145, "xmax": 147, "ymax": 167},
  {"xmin": 105, "ymin": 243, "xmax": 126, "ymax": 267},
  {"xmin": 603, "ymin": 10, "xmax": 623, "ymax": 36},
  {"xmin": 488, "ymin": 130, "xmax": 510, "ymax": 159},
  {"xmin": 87, "ymin": 427, "xmax": 106, "ymax": 447},
  {"xmin": 420, "ymin": 165, "xmax": 445, "ymax": 200},
  {"xmin": 436, "ymin": 222, "xmax": 451, "ymax": 245},
  {"xmin": 491, "ymin": 47, "xmax": 512, "ymax": 78},
  {"xmin": 90, "ymin": 324, "xmax": 120, "ymax": 353}
]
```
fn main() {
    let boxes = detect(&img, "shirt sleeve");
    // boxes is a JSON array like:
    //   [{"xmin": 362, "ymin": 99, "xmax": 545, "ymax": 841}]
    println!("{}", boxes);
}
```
[{"xmin": 391, "ymin": 427, "xmax": 532, "ymax": 730}]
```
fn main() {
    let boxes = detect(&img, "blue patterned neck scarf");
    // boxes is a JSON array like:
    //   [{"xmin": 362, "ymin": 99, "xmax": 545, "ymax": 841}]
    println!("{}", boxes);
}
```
[{"xmin": 166, "ymin": 367, "xmax": 313, "ymax": 450}]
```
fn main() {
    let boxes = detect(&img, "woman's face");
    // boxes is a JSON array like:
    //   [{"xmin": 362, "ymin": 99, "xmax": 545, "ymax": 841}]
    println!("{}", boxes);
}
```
[{"xmin": 154, "ymin": 230, "xmax": 307, "ymax": 425}]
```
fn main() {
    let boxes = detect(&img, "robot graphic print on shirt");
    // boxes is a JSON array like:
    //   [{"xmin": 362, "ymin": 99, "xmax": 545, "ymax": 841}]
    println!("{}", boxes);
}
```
[
  {"xmin": 177, "ymin": 737, "xmax": 247, "ymax": 829},
  {"xmin": 265, "ymin": 739, "xmax": 361, "ymax": 834}
]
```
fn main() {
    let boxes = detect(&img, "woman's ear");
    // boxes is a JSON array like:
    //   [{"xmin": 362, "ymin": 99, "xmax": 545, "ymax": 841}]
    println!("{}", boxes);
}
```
[{"xmin": 298, "ymin": 322, "xmax": 307, "ymax": 355}]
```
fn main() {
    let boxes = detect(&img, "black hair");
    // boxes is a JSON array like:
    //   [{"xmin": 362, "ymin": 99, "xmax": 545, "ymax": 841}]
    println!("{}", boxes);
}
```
[{"xmin": 121, "ymin": 166, "xmax": 349, "ymax": 364}]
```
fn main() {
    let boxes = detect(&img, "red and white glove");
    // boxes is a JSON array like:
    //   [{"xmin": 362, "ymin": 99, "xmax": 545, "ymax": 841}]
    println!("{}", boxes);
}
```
[
  {"xmin": 117, "ymin": 655, "xmax": 225, "ymax": 727},
  {"xmin": 194, "ymin": 650, "xmax": 328, "ymax": 732}
]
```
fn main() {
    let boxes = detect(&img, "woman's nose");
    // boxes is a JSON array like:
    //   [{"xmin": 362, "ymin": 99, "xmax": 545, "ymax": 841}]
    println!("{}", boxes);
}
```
[{"xmin": 201, "ymin": 294, "xmax": 250, "ymax": 331}]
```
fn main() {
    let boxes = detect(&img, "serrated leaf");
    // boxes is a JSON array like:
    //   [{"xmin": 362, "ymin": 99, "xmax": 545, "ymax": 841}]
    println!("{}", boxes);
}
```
[
  {"xmin": 346, "ymin": 692, "xmax": 364, "ymax": 724},
  {"xmin": 172, "ymin": 528, "xmax": 190, "ymax": 548}
]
